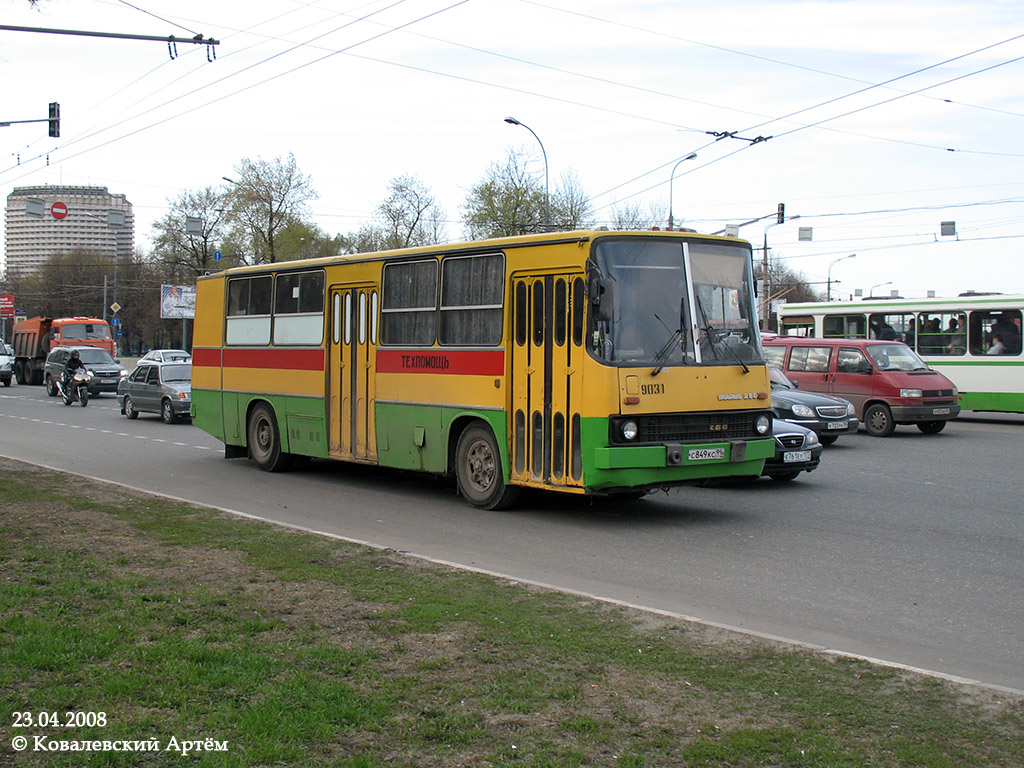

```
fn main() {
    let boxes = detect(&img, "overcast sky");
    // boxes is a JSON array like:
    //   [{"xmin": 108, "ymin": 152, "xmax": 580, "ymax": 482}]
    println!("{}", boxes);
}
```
[{"xmin": 3, "ymin": 0, "xmax": 1023, "ymax": 301}]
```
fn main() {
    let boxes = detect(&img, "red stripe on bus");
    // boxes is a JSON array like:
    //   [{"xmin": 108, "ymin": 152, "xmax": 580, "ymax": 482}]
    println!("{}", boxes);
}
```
[
  {"xmin": 376, "ymin": 349, "xmax": 505, "ymax": 376},
  {"xmin": 192, "ymin": 347, "xmax": 324, "ymax": 371}
]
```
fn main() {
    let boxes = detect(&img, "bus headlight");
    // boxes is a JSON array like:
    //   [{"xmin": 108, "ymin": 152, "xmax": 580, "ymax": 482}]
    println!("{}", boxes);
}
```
[
  {"xmin": 620, "ymin": 420, "xmax": 639, "ymax": 441},
  {"xmin": 900, "ymin": 388, "xmax": 923, "ymax": 398},
  {"xmin": 755, "ymin": 414, "xmax": 771, "ymax": 435}
]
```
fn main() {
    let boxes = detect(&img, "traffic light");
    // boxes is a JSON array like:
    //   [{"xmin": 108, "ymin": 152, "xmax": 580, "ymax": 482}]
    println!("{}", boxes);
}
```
[
  {"xmin": 777, "ymin": 202, "xmax": 785, "ymax": 224},
  {"xmin": 48, "ymin": 102, "xmax": 60, "ymax": 138}
]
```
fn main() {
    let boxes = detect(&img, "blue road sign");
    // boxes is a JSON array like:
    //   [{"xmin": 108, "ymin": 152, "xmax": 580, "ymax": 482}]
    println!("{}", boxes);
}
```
[{"xmin": 214, "ymin": 250, "xmax": 222, "ymax": 261}]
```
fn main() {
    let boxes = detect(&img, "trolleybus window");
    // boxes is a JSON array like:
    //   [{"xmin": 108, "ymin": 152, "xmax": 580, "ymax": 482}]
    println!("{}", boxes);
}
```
[
  {"xmin": 273, "ymin": 270, "xmax": 325, "ymax": 346},
  {"xmin": 227, "ymin": 275, "xmax": 272, "ymax": 345},
  {"xmin": 439, "ymin": 253, "xmax": 504, "ymax": 346},
  {"xmin": 381, "ymin": 259, "xmax": 438, "ymax": 345}
]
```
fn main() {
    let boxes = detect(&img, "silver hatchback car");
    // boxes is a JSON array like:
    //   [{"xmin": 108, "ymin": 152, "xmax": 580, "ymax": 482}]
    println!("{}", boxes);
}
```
[{"xmin": 117, "ymin": 361, "xmax": 192, "ymax": 424}]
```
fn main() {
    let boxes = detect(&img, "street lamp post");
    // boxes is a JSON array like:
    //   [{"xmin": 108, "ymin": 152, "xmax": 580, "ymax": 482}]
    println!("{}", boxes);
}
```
[
  {"xmin": 667, "ymin": 152, "xmax": 697, "ymax": 229},
  {"xmin": 868, "ymin": 281, "xmax": 892, "ymax": 298},
  {"xmin": 504, "ymin": 116, "xmax": 549, "ymax": 228},
  {"xmin": 827, "ymin": 254, "xmax": 857, "ymax": 301}
]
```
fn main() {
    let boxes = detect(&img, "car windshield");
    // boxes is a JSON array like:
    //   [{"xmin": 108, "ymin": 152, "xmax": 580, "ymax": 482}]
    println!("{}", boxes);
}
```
[
  {"xmin": 78, "ymin": 349, "xmax": 115, "ymax": 364},
  {"xmin": 162, "ymin": 364, "xmax": 191, "ymax": 383},
  {"xmin": 866, "ymin": 343, "xmax": 929, "ymax": 372},
  {"xmin": 590, "ymin": 238, "xmax": 762, "ymax": 368},
  {"xmin": 769, "ymin": 366, "xmax": 795, "ymax": 389}
]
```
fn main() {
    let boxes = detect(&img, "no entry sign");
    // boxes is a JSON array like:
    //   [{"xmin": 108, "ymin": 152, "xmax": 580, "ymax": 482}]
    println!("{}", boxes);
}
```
[{"xmin": 51, "ymin": 202, "xmax": 68, "ymax": 220}]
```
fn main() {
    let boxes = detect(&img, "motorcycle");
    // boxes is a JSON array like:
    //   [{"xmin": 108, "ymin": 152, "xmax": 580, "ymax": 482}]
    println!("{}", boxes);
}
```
[{"xmin": 56, "ymin": 369, "xmax": 93, "ymax": 407}]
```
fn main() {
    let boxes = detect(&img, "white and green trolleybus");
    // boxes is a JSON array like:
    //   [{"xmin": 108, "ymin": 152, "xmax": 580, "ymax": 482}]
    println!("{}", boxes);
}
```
[{"xmin": 776, "ymin": 294, "xmax": 1024, "ymax": 413}]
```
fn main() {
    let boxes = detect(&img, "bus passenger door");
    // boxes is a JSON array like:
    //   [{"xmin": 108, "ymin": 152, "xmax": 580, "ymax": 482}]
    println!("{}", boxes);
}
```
[
  {"xmin": 510, "ymin": 273, "xmax": 586, "ymax": 489},
  {"xmin": 329, "ymin": 284, "xmax": 378, "ymax": 462}
]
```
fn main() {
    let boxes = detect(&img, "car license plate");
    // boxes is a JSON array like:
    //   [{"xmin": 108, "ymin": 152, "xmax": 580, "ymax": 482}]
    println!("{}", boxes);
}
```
[
  {"xmin": 783, "ymin": 450, "xmax": 812, "ymax": 463},
  {"xmin": 826, "ymin": 421, "xmax": 848, "ymax": 430},
  {"xmin": 688, "ymin": 447, "xmax": 725, "ymax": 461},
  {"xmin": 932, "ymin": 407, "xmax": 950, "ymax": 415}
]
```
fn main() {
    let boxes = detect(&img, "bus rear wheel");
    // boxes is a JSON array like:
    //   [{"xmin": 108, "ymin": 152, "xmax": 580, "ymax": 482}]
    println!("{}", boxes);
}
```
[
  {"xmin": 455, "ymin": 423, "xmax": 520, "ymax": 510},
  {"xmin": 247, "ymin": 403, "xmax": 294, "ymax": 472}
]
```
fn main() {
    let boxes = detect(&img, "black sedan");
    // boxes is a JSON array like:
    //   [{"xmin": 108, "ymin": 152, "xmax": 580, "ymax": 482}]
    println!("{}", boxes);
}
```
[
  {"xmin": 769, "ymin": 365, "xmax": 858, "ymax": 445},
  {"xmin": 762, "ymin": 420, "xmax": 823, "ymax": 482}
]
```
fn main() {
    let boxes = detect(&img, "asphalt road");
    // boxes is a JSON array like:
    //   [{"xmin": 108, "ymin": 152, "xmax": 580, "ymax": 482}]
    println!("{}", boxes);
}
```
[{"xmin": 2, "ymin": 382, "xmax": 1022, "ymax": 694}]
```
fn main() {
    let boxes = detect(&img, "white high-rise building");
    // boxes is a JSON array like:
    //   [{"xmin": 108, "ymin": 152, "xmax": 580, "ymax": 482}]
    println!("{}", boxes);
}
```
[{"xmin": 3, "ymin": 185, "xmax": 134, "ymax": 279}]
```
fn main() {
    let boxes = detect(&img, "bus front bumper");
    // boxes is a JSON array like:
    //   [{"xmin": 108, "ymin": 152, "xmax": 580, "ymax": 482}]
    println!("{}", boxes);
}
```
[{"xmin": 589, "ymin": 438, "xmax": 774, "ymax": 489}]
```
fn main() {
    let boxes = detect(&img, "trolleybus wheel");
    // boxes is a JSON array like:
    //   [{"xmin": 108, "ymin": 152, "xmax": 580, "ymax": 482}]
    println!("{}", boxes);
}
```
[
  {"xmin": 455, "ymin": 422, "xmax": 520, "ymax": 510},
  {"xmin": 863, "ymin": 403, "xmax": 895, "ymax": 437},
  {"xmin": 247, "ymin": 403, "xmax": 294, "ymax": 472}
]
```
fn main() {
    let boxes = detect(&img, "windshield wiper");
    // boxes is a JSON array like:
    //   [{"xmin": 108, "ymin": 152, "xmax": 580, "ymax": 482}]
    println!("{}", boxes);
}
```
[
  {"xmin": 695, "ymin": 295, "xmax": 749, "ymax": 374},
  {"xmin": 651, "ymin": 314, "xmax": 686, "ymax": 376}
]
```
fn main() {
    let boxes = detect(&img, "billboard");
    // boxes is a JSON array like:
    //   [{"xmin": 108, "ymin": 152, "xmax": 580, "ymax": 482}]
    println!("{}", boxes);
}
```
[{"xmin": 161, "ymin": 285, "xmax": 196, "ymax": 319}]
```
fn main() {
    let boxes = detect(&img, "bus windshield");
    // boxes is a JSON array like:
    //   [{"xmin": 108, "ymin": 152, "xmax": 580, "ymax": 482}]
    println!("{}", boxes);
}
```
[{"xmin": 591, "ymin": 238, "xmax": 761, "ymax": 367}]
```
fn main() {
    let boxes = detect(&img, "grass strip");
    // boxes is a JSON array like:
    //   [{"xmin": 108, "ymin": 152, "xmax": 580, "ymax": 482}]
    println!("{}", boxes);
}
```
[{"xmin": 1, "ymin": 459, "xmax": 1021, "ymax": 767}]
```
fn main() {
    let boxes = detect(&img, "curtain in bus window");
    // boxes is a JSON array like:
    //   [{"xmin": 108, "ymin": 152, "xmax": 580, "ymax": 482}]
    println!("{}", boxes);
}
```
[
  {"xmin": 381, "ymin": 260, "xmax": 437, "ymax": 345},
  {"xmin": 226, "ymin": 276, "xmax": 272, "ymax": 345},
  {"xmin": 439, "ymin": 253, "xmax": 504, "ymax": 346},
  {"xmin": 273, "ymin": 270, "xmax": 325, "ymax": 345}
]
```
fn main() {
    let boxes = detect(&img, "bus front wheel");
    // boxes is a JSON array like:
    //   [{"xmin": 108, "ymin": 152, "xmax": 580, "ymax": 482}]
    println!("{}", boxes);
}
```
[
  {"xmin": 247, "ymin": 403, "xmax": 294, "ymax": 472},
  {"xmin": 455, "ymin": 423, "xmax": 520, "ymax": 510}
]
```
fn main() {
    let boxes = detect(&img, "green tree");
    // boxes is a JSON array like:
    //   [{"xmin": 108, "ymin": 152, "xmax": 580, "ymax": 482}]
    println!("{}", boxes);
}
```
[
  {"xmin": 462, "ymin": 147, "xmax": 547, "ymax": 238},
  {"xmin": 224, "ymin": 153, "xmax": 317, "ymax": 264}
]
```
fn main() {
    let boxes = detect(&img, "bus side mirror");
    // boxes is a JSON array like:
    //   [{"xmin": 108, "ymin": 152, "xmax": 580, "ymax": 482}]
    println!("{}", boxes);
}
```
[{"xmin": 589, "ymin": 277, "xmax": 614, "ymax": 322}]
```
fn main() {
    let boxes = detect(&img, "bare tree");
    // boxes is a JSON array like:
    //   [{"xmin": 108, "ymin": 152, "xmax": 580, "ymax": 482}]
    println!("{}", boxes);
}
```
[
  {"xmin": 150, "ymin": 186, "xmax": 230, "ymax": 277},
  {"xmin": 608, "ymin": 201, "xmax": 667, "ymax": 230},
  {"xmin": 550, "ymin": 170, "xmax": 593, "ymax": 230},
  {"xmin": 377, "ymin": 175, "xmax": 446, "ymax": 249},
  {"xmin": 224, "ymin": 153, "xmax": 317, "ymax": 264}
]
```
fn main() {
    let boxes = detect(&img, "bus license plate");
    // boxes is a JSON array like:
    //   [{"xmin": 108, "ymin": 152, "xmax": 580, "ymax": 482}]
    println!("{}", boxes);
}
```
[
  {"xmin": 784, "ymin": 450, "xmax": 812, "ymax": 463},
  {"xmin": 826, "ymin": 422, "xmax": 848, "ymax": 430},
  {"xmin": 689, "ymin": 448, "xmax": 725, "ymax": 461},
  {"xmin": 932, "ymin": 407, "xmax": 950, "ymax": 415}
]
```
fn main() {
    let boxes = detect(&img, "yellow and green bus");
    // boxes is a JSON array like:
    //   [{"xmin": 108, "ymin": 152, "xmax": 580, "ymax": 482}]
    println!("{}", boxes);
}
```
[{"xmin": 191, "ymin": 229, "xmax": 774, "ymax": 508}]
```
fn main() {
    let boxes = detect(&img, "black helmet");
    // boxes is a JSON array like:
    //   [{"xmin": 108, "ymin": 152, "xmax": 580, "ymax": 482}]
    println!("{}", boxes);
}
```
[{"xmin": 71, "ymin": 350, "xmax": 80, "ymax": 358}]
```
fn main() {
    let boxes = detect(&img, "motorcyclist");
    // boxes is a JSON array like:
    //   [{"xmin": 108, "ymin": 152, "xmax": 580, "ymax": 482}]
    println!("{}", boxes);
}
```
[{"xmin": 63, "ymin": 350, "xmax": 86, "ymax": 388}]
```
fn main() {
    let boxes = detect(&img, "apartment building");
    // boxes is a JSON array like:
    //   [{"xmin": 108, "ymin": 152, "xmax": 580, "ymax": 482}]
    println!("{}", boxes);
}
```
[{"xmin": 3, "ymin": 185, "xmax": 134, "ymax": 279}]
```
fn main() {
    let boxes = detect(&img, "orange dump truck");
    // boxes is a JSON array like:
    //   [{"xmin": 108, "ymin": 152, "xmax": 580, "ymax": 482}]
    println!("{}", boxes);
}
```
[{"xmin": 11, "ymin": 316, "xmax": 114, "ymax": 385}]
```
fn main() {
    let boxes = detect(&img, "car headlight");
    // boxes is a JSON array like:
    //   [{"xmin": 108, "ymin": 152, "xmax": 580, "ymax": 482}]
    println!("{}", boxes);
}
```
[
  {"xmin": 846, "ymin": 402, "xmax": 856, "ymax": 416},
  {"xmin": 755, "ymin": 414, "xmax": 771, "ymax": 435},
  {"xmin": 952, "ymin": 386, "xmax": 958, "ymax": 397},
  {"xmin": 119, "ymin": 369, "xmax": 129, "ymax": 378},
  {"xmin": 791, "ymin": 404, "xmax": 815, "ymax": 418},
  {"xmin": 620, "ymin": 420, "xmax": 638, "ymax": 441},
  {"xmin": 900, "ymin": 388, "xmax": 923, "ymax": 398},
  {"xmin": 805, "ymin": 431, "xmax": 821, "ymax": 447}
]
